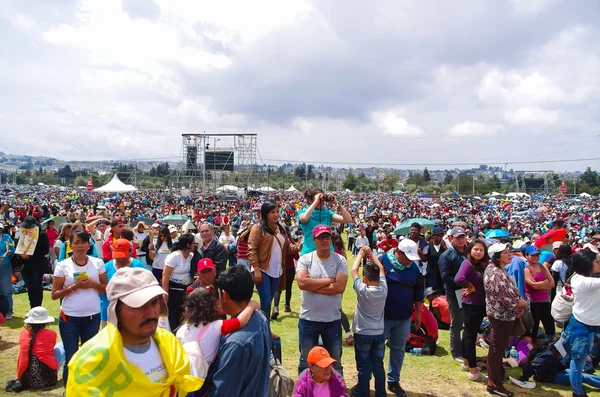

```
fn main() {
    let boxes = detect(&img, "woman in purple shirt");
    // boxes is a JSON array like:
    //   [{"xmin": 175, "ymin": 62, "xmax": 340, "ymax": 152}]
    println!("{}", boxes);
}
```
[{"xmin": 455, "ymin": 239, "xmax": 489, "ymax": 382}]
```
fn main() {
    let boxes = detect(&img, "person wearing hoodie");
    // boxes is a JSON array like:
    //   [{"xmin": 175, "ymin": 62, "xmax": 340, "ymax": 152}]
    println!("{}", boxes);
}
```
[{"xmin": 293, "ymin": 346, "xmax": 348, "ymax": 397}]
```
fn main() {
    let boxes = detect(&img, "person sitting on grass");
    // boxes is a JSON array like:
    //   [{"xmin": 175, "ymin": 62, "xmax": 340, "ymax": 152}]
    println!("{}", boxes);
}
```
[
  {"xmin": 8, "ymin": 307, "xmax": 58, "ymax": 392},
  {"xmin": 293, "ymin": 346, "xmax": 348, "ymax": 397},
  {"xmin": 349, "ymin": 246, "xmax": 388, "ymax": 397}
]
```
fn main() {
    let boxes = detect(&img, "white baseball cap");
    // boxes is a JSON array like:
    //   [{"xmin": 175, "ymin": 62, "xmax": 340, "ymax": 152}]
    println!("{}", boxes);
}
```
[
  {"xmin": 488, "ymin": 243, "xmax": 509, "ymax": 257},
  {"xmin": 397, "ymin": 239, "xmax": 421, "ymax": 261}
]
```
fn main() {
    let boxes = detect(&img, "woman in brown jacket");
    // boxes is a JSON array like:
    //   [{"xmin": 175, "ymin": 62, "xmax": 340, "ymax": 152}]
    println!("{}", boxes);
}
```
[{"xmin": 249, "ymin": 201, "xmax": 301, "ymax": 319}]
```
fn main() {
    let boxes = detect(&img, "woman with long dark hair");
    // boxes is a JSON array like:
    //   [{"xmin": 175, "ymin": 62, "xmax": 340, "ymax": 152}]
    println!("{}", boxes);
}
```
[
  {"xmin": 550, "ymin": 243, "xmax": 573, "ymax": 301},
  {"xmin": 51, "ymin": 230, "xmax": 107, "ymax": 386},
  {"xmin": 562, "ymin": 250, "xmax": 600, "ymax": 397},
  {"xmin": 455, "ymin": 239, "xmax": 489, "ymax": 382},
  {"xmin": 248, "ymin": 201, "xmax": 300, "ymax": 319},
  {"xmin": 148, "ymin": 226, "xmax": 173, "ymax": 282},
  {"xmin": 484, "ymin": 243, "xmax": 528, "ymax": 397},
  {"xmin": 162, "ymin": 233, "xmax": 197, "ymax": 330}
]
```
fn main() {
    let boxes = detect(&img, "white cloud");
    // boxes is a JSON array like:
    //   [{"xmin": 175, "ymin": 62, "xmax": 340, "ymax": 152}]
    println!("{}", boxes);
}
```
[
  {"xmin": 448, "ymin": 121, "xmax": 504, "ymax": 137},
  {"xmin": 505, "ymin": 107, "xmax": 558, "ymax": 125},
  {"xmin": 371, "ymin": 110, "xmax": 423, "ymax": 136},
  {"xmin": 0, "ymin": 0, "xmax": 598, "ymax": 170},
  {"xmin": 507, "ymin": 0, "xmax": 557, "ymax": 17},
  {"xmin": 478, "ymin": 70, "xmax": 566, "ymax": 106}
]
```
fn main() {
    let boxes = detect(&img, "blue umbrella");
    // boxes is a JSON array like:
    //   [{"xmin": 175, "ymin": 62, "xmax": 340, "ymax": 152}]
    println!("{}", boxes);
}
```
[{"xmin": 484, "ymin": 229, "xmax": 510, "ymax": 238}]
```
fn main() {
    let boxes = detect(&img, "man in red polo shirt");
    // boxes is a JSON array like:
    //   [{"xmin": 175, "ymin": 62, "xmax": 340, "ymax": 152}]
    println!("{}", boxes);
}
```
[{"xmin": 378, "ymin": 233, "xmax": 399, "ymax": 253}]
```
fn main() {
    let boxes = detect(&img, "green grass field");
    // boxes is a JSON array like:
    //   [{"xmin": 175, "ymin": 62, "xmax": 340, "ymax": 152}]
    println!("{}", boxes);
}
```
[{"xmin": 0, "ymin": 251, "xmax": 585, "ymax": 397}]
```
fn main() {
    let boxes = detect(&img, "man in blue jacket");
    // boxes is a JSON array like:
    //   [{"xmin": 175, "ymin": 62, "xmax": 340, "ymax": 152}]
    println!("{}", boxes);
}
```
[
  {"xmin": 380, "ymin": 239, "xmax": 424, "ymax": 397},
  {"xmin": 206, "ymin": 266, "xmax": 271, "ymax": 397},
  {"xmin": 438, "ymin": 227, "xmax": 467, "ymax": 362}
]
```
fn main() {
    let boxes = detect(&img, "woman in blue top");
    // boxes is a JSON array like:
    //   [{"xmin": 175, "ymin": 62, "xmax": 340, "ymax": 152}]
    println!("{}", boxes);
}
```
[
  {"xmin": 298, "ymin": 188, "xmax": 353, "ymax": 255},
  {"xmin": 0, "ymin": 223, "xmax": 15, "ymax": 319}
]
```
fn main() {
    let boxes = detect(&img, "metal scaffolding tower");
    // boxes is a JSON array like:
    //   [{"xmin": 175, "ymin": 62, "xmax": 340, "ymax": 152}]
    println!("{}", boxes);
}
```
[
  {"xmin": 175, "ymin": 133, "xmax": 258, "ymax": 192},
  {"xmin": 511, "ymin": 171, "xmax": 556, "ymax": 195}
]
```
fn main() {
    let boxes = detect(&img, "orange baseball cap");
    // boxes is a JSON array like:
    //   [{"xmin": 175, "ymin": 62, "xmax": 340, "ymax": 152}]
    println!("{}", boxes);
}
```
[
  {"xmin": 112, "ymin": 238, "xmax": 132, "ymax": 259},
  {"xmin": 307, "ymin": 346, "xmax": 336, "ymax": 368}
]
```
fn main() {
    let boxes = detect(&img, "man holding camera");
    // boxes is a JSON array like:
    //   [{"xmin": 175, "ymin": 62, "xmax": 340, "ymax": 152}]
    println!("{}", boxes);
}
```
[{"xmin": 298, "ymin": 188, "xmax": 353, "ymax": 255}]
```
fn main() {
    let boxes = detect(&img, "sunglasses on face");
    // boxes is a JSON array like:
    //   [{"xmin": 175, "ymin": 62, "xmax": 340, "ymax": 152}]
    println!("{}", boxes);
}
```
[{"xmin": 316, "ymin": 234, "xmax": 332, "ymax": 241}]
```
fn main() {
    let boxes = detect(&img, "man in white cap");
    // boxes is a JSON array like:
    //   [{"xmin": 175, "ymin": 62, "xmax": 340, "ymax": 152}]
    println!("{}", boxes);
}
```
[
  {"xmin": 379, "ymin": 238, "xmax": 424, "ymax": 397},
  {"xmin": 66, "ymin": 267, "xmax": 203, "ymax": 396}
]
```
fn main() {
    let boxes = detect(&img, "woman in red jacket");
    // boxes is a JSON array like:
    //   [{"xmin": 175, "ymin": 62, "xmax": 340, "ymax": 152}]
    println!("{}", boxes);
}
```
[{"xmin": 16, "ymin": 306, "xmax": 58, "ymax": 390}]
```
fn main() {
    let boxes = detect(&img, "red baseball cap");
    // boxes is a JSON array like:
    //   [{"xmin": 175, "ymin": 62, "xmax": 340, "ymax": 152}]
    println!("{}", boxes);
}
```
[
  {"xmin": 312, "ymin": 224, "xmax": 332, "ymax": 238},
  {"xmin": 197, "ymin": 258, "xmax": 215, "ymax": 272}
]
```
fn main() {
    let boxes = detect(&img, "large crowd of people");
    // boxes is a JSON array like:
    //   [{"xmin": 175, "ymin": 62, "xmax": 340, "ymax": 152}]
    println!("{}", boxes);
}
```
[{"xmin": 1, "ymin": 184, "xmax": 600, "ymax": 396}]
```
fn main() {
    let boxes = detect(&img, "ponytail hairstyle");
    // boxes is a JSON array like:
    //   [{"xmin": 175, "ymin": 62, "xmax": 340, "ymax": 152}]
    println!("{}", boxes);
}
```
[{"xmin": 27, "ymin": 323, "xmax": 45, "ymax": 358}]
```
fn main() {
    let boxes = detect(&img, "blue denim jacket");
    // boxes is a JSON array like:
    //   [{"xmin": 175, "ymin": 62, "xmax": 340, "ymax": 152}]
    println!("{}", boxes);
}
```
[{"xmin": 206, "ymin": 311, "xmax": 271, "ymax": 397}]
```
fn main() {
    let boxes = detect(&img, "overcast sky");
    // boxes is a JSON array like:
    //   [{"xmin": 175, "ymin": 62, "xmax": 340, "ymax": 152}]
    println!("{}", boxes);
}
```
[{"xmin": 1, "ymin": 0, "xmax": 599, "ymax": 171}]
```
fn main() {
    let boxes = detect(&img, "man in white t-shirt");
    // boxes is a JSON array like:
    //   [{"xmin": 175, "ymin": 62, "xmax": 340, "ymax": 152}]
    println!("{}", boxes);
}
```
[{"xmin": 66, "ymin": 267, "xmax": 203, "ymax": 396}]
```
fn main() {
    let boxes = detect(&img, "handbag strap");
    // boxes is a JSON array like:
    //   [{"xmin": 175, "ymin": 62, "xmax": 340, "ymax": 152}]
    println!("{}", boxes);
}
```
[{"xmin": 273, "ymin": 227, "xmax": 286, "ymax": 267}]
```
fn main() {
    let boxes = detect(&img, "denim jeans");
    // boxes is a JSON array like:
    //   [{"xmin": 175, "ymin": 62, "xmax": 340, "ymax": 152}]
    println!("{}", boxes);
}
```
[
  {"xmin": 383, "ymin": 317, "xmax": 412, "ymax": 384},
  {"xmin": 555, "ymin": 369, "xmax": 600, "ymax": 389},
  {"xmin": 0, "ymin": 264, "xmax": 13, "ymax": 316},
  {"xmin": 255, "ymin": 272, "xmax": 279, "ymax": 318},
  {"xmin": 354, "ymin": 333, "xmax": 386, "ymax": 397},
  {"xmin": 447, "ymin": 295, "xmax": 464, "ymax": 359},
  {"xmin": 569, "ymin": 329, "xmax": 596, "ymax": 395},
  {"xmin": 237, "ymin": 258, "xmax": 250, "ymax": 272},
  {"xmin": 298, "ymin": 318, "xmax": 343, "ymax": 375},
  {"xmin": 59, "ymin": 313, "xmax": 100, "ymax": 385}
]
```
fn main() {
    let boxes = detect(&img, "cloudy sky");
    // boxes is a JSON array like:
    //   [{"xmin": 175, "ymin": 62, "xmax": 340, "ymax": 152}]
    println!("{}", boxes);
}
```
[{"xmin": 0, "ymin": 0, "xmax": 599, "ymax": 171}]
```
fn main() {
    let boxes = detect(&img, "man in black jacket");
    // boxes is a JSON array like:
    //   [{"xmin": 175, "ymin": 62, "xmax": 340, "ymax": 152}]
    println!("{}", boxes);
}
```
[
  {"xmin": 438, "ymin": 227, "xmax": 468, "ymax": 362},
  {"xmin": 16, "ymin": 216, "xmax": 50, "ymax": 309},
  {"xmin": 197, "ymin": 222, "xmax": 228, "ymax": 276}
]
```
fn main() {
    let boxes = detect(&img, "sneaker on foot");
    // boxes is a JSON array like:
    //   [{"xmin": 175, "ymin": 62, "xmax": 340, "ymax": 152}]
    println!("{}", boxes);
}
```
[
  {"xmin": 479, "ymin": 339, "xmax": 490, "ymax": 349},
  {"xmin": 468, "ymin": 371, "xmax": 488, "ymax": 382},
  {"xmin": 461, "ymin": 364, "xmax": 470, "ymax": 372},
  {"xmin": 387, "ymin": 382, "xmax": 407, "ymax": 397},
  {"xmin": 453, "ymin": 356, "xmax": 464, "ymax": 363},
  {"xmin": 508, "ymin": 377, "xmax": 536, "ymax": 389},
  {"xmin": 487, "ymin": 387, "xmax": 514, "ymax": 397},
  {"xmin": 284, "ymin": 305, "xmax": 291, "ymax": 313},
  {"xmin": 5, "ymin": 314, "xmax": 13, "ymax": 320},
  {"xmin": 271, "ymin": 307, "xmax": 279, "ymax": 320}
]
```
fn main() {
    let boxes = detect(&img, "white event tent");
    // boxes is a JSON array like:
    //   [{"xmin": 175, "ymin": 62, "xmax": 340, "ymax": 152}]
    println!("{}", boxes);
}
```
[{"xmin": 93, "ymin": 174, "xmax": 137, "ymax": 192}]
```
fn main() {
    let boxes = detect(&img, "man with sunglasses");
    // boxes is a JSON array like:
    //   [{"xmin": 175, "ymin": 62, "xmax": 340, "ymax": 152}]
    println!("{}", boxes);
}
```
[{"xmin": 296, "ymin": 225, "xmax": 348, "ymax": 375}]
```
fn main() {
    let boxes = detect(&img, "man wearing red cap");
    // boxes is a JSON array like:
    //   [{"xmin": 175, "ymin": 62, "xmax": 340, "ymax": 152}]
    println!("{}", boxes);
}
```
[
  {"xmin": 296, "ymin": 224, "xmax": 348, "ymax": 375},
  {"xmin": 187, "ymin": 258, "xmax": 217, "ymax": 293}
]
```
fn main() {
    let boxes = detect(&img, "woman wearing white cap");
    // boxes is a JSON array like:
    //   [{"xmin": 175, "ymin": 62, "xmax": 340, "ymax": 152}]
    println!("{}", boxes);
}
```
[
  {"xmin": 11, "ymin": 307, "xmax": 58, "ymax": 391},
  {"xmin": 484, "ymin": 243, "xmax": 528, "ymax": 397}
]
